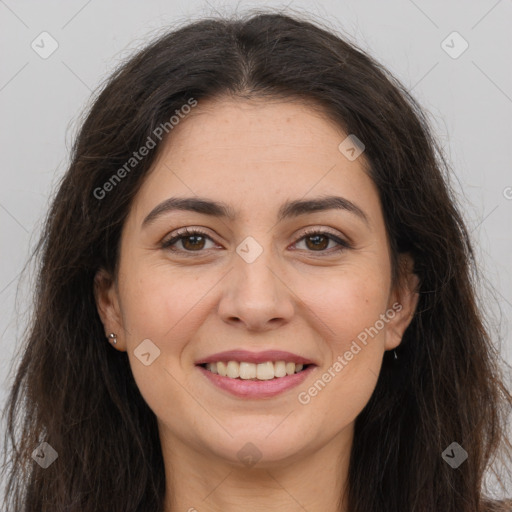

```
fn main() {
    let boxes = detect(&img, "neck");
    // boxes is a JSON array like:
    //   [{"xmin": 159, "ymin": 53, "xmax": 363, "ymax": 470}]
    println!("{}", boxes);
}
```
[{"xmin": 160, "ymin": 424, "xmax": 352, "ymax": 512}]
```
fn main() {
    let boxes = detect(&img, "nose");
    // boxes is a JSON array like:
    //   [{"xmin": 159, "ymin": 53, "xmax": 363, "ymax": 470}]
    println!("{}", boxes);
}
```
[{"xmin": 217, "ymin": 244, "xmax": 295, "ymax": 332}]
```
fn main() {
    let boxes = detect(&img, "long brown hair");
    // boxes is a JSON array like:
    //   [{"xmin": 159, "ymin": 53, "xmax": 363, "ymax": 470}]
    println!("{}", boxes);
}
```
[{"xmin": 2, "ymin": 9, "xmax": 511, "ymax": 512}]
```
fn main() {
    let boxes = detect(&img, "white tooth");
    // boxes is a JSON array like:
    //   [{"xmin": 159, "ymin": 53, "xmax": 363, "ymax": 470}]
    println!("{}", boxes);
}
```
[
  {"xmin": 256, "ymin": 361, "xmax": 275, "ymax": 380},
  {"xmin": 211, "ymin": 360, "xmax": 305, "ymax": 379},
  {"xmin": 239, "ymin": 362, "xmax": 256, "ymax": 379},
  {"xmin": 207, "ymin": 362, "xmax": 218, "ymax": 374},
  {"xmin": 285, "ymin": 362, "xmax": 296, "ymax": 375},
  {"xmin": 226, "ymin": 361, "xmax": 240, "ymax": 379},
  {"xmin": 217, "ymin": 361, "xmax": 227, "ymax": 377},
  {"xmin": 274, "ymin": 361, "xmax": 287, "ymax": 378}
]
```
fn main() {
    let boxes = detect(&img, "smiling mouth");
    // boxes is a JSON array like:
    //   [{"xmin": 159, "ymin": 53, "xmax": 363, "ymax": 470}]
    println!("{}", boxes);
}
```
[{"xmin": 198, "ymin": 361, "xmax": 312, "ymax": 381}]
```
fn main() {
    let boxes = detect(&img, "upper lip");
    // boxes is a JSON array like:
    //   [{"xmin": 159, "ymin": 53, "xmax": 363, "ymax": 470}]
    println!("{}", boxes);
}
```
[{"xmin": 195, "ymin": 350, "xmax": 317, "ymax": 366}]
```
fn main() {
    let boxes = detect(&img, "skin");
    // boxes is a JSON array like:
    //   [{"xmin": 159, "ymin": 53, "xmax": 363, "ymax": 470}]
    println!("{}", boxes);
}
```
[{"xmin": 94, "ymin": 97, "xmax": 419, "ymax": 512}]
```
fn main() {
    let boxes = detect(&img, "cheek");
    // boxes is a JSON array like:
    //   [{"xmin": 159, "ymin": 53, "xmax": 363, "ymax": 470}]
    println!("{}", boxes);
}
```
[
  {"xmin": 292, "ymin": 264, "xmax": 391, "ymax": 421},
  {"xmin": 116, "ymin": 262, "xmax": 217, "ymax": 408},
  {"xmin": 118, "ymin": 262, "xmax": 215, "ymax": 340},
  {"xmin": 297, "ymin": 261, "xmax": 391, "ymax": 349},
  {"xmin": 117, "ymin": 264, "xmax": 207, "ymax": 425}
]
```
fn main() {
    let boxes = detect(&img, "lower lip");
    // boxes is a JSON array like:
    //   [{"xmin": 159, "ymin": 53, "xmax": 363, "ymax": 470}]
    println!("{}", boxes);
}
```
[{"xmin": 197, "ymin": 364, "xmax": 316, "ymax": 399}]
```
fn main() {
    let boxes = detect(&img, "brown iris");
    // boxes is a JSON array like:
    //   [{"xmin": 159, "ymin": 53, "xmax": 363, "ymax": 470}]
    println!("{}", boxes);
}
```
[
  {"xmin": 182, "ymin": 235, "xmax": 206, "ymax": 251},
  {"xmin": 304, "ymin": 234, "xmax": 329, "ymax": 251}
]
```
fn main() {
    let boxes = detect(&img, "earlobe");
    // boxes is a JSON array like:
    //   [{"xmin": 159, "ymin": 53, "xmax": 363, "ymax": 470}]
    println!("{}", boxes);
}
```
[{"xmin": 93, "ymin": 268, "xmax": 123, "ymax": 343}]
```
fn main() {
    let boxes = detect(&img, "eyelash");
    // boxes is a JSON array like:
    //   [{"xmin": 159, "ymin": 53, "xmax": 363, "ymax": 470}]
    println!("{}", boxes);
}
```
[{"xmin": 160, "ymin": 227, "xmax": 352, "ymax": 256}]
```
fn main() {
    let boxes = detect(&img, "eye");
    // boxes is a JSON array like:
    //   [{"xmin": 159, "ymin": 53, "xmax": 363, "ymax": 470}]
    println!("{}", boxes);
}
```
[
  {"xmin": 293, "ymin": 228, "xmax": 351, "ymax": 254},
  {"xmin": 160, "ymin": 227, "xmax": 351, "ymax": 255},
  {"xmin": 161, "ymin": 228, "xmax": 217, "ymax": 252}
]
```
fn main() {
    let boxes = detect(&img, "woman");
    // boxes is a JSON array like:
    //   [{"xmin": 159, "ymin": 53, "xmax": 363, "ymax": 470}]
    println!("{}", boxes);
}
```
[{"xmin": 2, "ymin": 10, "xmax": 511, "ymax": 512}]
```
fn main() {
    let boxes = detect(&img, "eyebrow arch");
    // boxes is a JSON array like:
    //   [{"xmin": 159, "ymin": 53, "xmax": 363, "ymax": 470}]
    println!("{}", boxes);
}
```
[{"xmin": 141, "ymin": 195, "xmax": 370, "ymax": 228}]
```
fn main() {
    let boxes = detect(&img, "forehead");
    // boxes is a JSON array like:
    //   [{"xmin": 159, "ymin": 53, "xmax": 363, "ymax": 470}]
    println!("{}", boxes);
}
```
[
  {"xmin": 162, "ymin": 96, "xmax": 350, "ymax": 163},
  {"xmin": 129, "ymin": 97, "xmax": 381, "ymax": 225}
]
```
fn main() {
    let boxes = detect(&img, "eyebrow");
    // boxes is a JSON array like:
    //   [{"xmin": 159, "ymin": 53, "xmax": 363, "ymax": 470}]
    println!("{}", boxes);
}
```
[{"xmin": 142, "ymin": 195, "xmax": 370, "ymax": 228}]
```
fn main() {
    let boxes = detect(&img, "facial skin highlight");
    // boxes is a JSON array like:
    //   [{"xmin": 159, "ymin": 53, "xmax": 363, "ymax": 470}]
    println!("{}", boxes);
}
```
[{"xmin": 94, "ymin": 97, "xmax": 419, "ymax": 512}]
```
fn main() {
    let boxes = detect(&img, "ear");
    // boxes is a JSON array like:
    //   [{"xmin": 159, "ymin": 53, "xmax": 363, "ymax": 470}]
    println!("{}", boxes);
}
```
[
  {"xmin": 384, "ymin": 253, "xmax": 420, "ymax": 351},
  {"xmin": 93, "ymin": 268, "xmax": 125, "ymax": 350}
]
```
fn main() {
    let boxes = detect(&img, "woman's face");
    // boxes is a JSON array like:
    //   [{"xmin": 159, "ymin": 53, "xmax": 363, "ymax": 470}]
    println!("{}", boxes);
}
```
[{"xmin": 95, "ymin": 97, "xmax": 418, "ymax": 468}]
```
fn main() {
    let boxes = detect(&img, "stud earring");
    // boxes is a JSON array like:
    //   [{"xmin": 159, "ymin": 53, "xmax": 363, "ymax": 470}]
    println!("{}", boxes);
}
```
[{"xmin": 108, "ymin": 333, "xmax": 117, "ymax": 345}]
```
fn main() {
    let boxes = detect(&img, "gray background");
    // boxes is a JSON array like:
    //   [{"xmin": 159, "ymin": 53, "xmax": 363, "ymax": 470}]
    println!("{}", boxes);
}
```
[{"xmin": 1, "ymin": 0, "xmax": 511, "ymax": 494}]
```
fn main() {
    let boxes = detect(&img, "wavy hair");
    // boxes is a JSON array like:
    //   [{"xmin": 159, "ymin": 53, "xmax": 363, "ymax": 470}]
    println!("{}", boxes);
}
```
[{"xmin": 2, "ymin": 9, "xmax": 511, "ymax": 512}]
